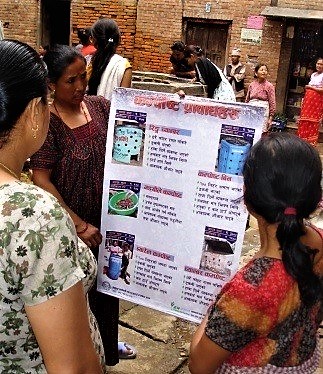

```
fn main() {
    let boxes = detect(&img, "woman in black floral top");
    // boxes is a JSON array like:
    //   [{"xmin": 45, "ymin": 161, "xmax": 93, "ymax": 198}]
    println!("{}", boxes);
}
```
[{"xmin": 0, "ymin": 40, "xmax": 102, "ymax": 372}]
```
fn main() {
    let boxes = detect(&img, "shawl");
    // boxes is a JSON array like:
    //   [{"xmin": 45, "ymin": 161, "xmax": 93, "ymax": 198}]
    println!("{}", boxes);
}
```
[{"xmin": 97, "ymin": 54, "xmax": 128, "ymax": 100}]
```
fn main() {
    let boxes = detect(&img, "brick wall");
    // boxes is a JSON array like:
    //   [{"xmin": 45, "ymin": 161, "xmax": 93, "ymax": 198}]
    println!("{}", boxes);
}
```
[
  {"xmin": 70, "ymin": 0, "xmax": 137, "ymax": 62},
  {"xmin": 134, "ymin": 0, "xmax": 183, "ymax": 72},
  {"xmin": 0, "ymin": 0, "xmax": 137, "ymax": 61},
  {"xmin": 0, "ymin": 0, "xmax": 322, "ymax": 91},
  {"xmin": 0, "ymin": 0, "xmax": 39, "ymax": 47},
  {"xmin": 275, "ymin": 1, "xmax": 322, "ymax": 9}
]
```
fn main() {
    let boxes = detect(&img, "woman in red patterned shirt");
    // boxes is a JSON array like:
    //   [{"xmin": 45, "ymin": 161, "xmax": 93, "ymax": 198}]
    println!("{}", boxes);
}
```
[
  {"xmin": 189, "ymin": 133, "xmax": 323, "ymax": 373},
  {"xmin": 245, "ymin": 63, "xmax": 276, "ymax": 133}
]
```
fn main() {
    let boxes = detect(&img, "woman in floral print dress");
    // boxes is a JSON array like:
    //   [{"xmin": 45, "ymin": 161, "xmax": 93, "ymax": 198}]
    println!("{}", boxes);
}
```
[
  {"xmin": 0, "ymin": 40, "xmax": 103, "ymax": 372},
  {"xmin": 189, "ymin": 133, "xmax": 323, "ymax": 373}
]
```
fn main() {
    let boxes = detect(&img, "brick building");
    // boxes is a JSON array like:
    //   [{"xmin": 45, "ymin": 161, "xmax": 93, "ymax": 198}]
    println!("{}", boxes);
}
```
[{"xmin": 0, "ymin": 0, "xmax": 322, "ymax": 118}]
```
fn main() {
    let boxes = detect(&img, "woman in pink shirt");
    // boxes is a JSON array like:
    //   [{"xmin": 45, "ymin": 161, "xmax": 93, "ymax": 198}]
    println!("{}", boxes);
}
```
[
  {"xmin": 245, "ymin": 63, "xmax": 276, "ymax": 133},
  {"xmin": 297, "ymin": 57, "xmax": 323, "ymax": 146}
]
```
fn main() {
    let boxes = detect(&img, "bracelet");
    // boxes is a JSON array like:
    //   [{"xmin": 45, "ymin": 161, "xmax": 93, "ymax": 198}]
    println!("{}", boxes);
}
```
[{"xmin": 76, "ymin": 222, "xmax": 88, "ymax": 234}]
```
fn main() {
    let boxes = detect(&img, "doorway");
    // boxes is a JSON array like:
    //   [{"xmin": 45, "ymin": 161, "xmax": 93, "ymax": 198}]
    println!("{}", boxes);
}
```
[
  {"xmin": 184, "ymin": 20, "xmax": 230, "ymax": 68},
  {"xmin": 40, "ymin": 0, "xmax": 71, "ymax": 47}
]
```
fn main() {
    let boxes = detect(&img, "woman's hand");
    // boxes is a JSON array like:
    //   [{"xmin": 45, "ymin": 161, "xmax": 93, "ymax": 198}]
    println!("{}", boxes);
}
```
[
  {"xmin": 305, "ymin": 85, "xmax": 318, "ymax": 91},
  {"xmin": 188, "ymin": 70, "xmax": 197, "ymax": 79},
  {"xmin": 266, "ymin": 117, "xmax": 273, "ymax": 132},
  {"xmin": 77, "ymin": 222, "xmax": 102, "ymax": 248},
  {"xmin": 306, "ymin": 85, "xmax": 323, "ymax": 94},
  {"xmin": 32, "ymin": 170, "xmax": 103, "ymax": 249},
  {"xmin": 176, "ymin": 90, "xmax": 186, "ymax": 99}
]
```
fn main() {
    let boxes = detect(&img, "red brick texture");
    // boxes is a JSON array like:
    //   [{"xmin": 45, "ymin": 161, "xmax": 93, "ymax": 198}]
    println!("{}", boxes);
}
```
[{"xmin": 0, "ymin": 0, "xmax": 322, "ymax": 89}]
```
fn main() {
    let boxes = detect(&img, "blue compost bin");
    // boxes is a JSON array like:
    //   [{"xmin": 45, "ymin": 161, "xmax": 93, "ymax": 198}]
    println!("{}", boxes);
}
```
[
  {"xmin": 107, "ymin": 253, "xmax": 122, "ymax": 280},
  {"xmin": 218, "ymin": 137, "xmax": 251, "ymax": 175},
  {"xmin": 113, "ymin": 121, "xmax": 143, "ymax": 163}
]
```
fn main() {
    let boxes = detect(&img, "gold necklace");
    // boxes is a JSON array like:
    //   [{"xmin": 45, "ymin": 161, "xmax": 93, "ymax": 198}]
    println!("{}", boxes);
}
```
[{"xmin": 0, "ymin": 161, "xmax": 20, "ymax": 179}]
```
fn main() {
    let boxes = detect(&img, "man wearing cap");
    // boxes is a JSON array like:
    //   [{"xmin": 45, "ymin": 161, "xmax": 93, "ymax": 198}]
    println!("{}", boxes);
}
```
[
  {"xmin": 170, "ymin": 41, "xmax": 196, "ymax": 79},
  {"xmin": 223, "ymin": 48, "xmax": 246, "ymax": 101}
]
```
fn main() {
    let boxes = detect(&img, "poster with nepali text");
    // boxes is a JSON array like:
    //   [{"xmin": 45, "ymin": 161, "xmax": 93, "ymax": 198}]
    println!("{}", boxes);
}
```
[{"xmin": 97, "ymin": 88, "xmax": 265, "ymax": 323}]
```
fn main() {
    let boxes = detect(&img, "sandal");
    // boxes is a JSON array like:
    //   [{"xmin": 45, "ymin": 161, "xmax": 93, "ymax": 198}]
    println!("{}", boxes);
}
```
[{"xmin": 118, "ymin": 341, "xmax": 137, "ymax": 359}]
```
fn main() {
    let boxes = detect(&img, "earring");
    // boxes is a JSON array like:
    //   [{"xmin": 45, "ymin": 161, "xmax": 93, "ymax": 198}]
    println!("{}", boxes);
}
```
[
  {"xmin": 31, "ymin": 123, "xmax": 39, "ymax": 139},
  {"xmin": 48, "ymin": 89, "xmax": 55, "ymax": 105}
]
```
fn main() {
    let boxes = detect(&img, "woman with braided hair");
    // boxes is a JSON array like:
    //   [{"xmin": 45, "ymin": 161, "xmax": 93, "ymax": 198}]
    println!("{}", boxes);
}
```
[
  {"xmin": 189, "ymin": 133, "xmax": 323, "ymax": 373},
  {"xmin": 87, "ymin": 17, "xmax": 132, "ymax": 100}
]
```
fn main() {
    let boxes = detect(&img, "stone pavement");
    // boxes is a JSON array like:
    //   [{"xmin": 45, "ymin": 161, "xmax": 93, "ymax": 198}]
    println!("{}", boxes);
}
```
[{"xmin": 106, "ymin": 142, "xmax": 323, "ymax": 374}]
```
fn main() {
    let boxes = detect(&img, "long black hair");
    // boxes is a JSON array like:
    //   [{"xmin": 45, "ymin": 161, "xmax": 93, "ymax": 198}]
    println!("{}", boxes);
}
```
[
  {"xmin": 184, "ymin": 45, "xmax": 221, "ymax": 98},
  {"xmin": 87, "ymin": 18, "xmax": 121, "ymax": 95},
  {"xmin": 243, "ymin": 133, "xmax": 322, "ymax": 307},
  {"xmin": 77, "ymin": 27, "xmax": 92, "ymax": 46},
  {"xmin": 0, "ymin": 39, "xmax": 47, "ymax": 148}
]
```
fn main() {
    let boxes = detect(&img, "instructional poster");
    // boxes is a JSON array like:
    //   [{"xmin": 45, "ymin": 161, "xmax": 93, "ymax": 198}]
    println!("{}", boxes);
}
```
[{"xmin": 97, "ymin": 88, "xmax": 265, "ymax": 323}]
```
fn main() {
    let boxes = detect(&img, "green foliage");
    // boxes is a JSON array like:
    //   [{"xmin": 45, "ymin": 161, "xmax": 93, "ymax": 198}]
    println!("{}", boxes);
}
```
[{"xmin": 274, "ymin": 112, "xmax": 287, "ymax": 123}]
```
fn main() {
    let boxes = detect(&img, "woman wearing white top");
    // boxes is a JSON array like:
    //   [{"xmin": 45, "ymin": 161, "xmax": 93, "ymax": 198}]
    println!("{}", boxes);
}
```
[{"xmin": 87, "ymin": 18, "xmax": 132, "ymax": 100}]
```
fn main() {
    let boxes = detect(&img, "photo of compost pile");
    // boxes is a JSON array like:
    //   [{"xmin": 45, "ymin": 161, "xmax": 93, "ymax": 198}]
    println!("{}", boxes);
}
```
[{"xmin": 108, "ymin": 180, "xmax": 141, "ymax": 218}]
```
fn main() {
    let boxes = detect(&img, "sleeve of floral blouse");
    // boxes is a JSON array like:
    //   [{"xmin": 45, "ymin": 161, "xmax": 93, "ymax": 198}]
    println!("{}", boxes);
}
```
[
  {"xmin": 205, "ymin": 273, "xmax": 273, "ymax": 352},
  {"xmin": 8, "ymin": 186, "xmax": 85, "ymax": 306}
]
